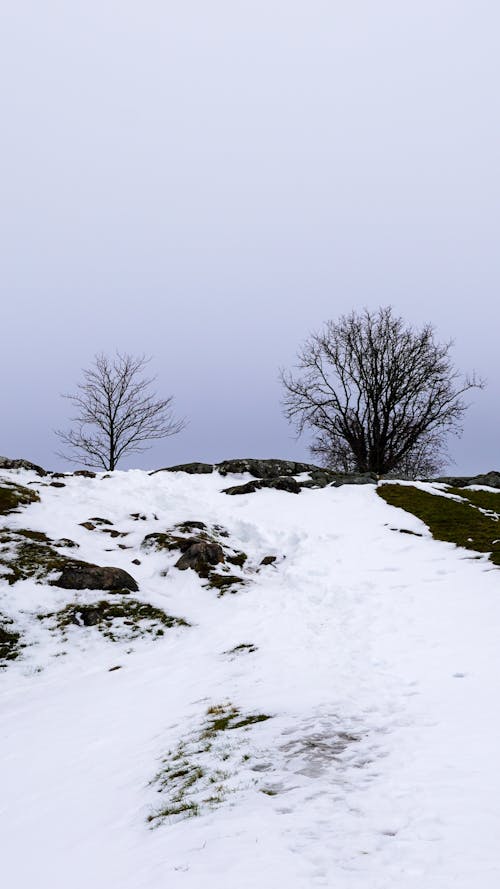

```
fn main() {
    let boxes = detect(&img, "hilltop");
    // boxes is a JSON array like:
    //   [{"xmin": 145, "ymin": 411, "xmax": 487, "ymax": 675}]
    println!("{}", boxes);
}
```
[{"xmin": 1, "ymin": 459, "xmax": 499, "ymax": 888}]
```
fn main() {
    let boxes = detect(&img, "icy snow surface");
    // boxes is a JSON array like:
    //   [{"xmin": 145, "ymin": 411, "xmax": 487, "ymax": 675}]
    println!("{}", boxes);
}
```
[{"xmin": 1, "ymin": 469, "xmax": 499, "ymax": 888}]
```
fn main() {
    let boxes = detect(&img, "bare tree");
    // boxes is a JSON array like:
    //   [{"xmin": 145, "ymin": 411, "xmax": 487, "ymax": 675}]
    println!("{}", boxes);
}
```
[
  {"xmin": 56, "ymin": 352, "xmax": 186, "ymax": 471},
  {"xmin": 281, "ymin": 307, "xmax": 483, "ymax": 477}
]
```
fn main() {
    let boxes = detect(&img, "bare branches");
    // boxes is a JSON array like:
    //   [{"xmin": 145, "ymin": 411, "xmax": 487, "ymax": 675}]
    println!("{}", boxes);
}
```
[
  {"xmin": 56, "ymin": 353, "xmax": 186, "ymax": 470},
  {"xmin": 281, "ymin": 307, "xmax": 484, "ymax": 477}
]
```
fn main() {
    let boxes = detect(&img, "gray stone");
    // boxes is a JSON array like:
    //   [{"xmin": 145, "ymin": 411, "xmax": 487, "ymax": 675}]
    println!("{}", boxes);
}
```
[
  {"xmin": 175, "ymin": 541, "xmax": 225, "ymax": 577},
  {"xmin": 0, "ymin": 456, "xmax": 47, "ymax": 476},
  {"xmin": 53, "ymin": 563, "xmax": 138, "ymax": 592},
  {"xmin": 151, "ymin": 462, "xmax": 214, "ymax": 475},
  {"xmin": 434, "ymin": 471, "xmax": 500, "ymax": 489}
]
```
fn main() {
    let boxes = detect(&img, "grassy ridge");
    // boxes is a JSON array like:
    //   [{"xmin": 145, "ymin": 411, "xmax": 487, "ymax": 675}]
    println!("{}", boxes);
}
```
[{"xmin": 378, "ymin": 484, "xmax": 500, "ymax": 566}]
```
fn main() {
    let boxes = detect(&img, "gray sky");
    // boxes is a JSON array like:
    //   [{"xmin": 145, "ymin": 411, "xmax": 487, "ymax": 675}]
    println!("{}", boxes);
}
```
[{"xmin": 1, "ymin": 1, "xmax": 498, "ymax": 474}]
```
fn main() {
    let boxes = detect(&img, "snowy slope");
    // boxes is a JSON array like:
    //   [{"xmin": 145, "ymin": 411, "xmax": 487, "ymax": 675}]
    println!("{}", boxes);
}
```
[{"xmin": 1, "ymin": 467, "xmax": 499, "ymax": 889}]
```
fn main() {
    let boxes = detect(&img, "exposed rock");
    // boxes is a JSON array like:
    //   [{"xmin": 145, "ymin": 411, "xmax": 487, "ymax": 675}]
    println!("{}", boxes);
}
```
[
  {"xmin": 217, "ymin": 458, "xmax": 314, "ymax": 478},
  {"xmin": 223, "ymin": 476, "xmax": 301, "ymax": 495},
  {"xmin": 0, "ymin": 456, "xmax": 47, "ymax": 476},
  {"xmin": 54, "ymin": 538, "xmax": 79, "ymax": 548},
  {"xmin": 260, "ymin": 555, "xmax": 277, "ymax": 566},
  {"xmin": 223, "ymin": 480, "xmax": 261, "ymax": 496},
  {"xmin": 53, "ymin": 564, "xmax": 139, "ymax": 593},
  {"xmin": 73, "ymin": 470, "xmax": 96, "ymax": 478},
  {"xmin": 151, "ymin": 462, "xmax": 214, "ymax": 475},
  {"xmin": 175, "ymin": 541, "xmax": 225, "ymax": 577},
  {"xmin": 0, "ymin": 482, "xmax": 40, "ymax": 516},
  {"xmin": 175, "ymin": 520, "xmax": 207, "ymax": 533},
  {"xmin": 49, "ymin": 481, "xmax": 66, "ymax": 488},
  {"xmin": 300, "ymin": 468, "xmax": 339, "ymax": 488},
  {"xmin": 205, "ymin": 572, "xmax": 246, "ymax": 593},
  {"xmin": 329, "ymin": 472, "xmax": 378, "ymax": 487},
  {"xmin": 434, "ymin": 471, "xmax": 500, "ymax": 490}
]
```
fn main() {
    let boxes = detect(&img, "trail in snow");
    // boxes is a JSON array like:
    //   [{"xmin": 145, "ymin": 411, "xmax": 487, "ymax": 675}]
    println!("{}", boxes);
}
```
[{"xmin": 1, "ymin": 469, "xmax": 499, "ymax": 888}]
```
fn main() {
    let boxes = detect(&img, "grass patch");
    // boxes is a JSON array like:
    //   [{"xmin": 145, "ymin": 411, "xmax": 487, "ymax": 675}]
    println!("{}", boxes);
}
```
[
  {"xmin": 447, "ymin": 487, "xmax": 500, "ymax": 515},
  {"xmin": 224, "ymin": 642, "xmax": 257, "ymax": 655},
  {"xmin": 205, "ymin": 572, "xmax": 246, "ymax": 594},
  {"xmin": 38, "ymin": 599, "xmax": 189, "ymax": 642},
  {"xmin": 0, "ymin": 616, "xmax": 23, "ymax": 666},
  {"xmin": 378, "ymin": 484, "xmax": 500, "ymax": 566},
  {"xmin": 0, "ymin": 533, "xmax": 68, "ymax": 584},
  {"xmin": 203, "ymin": 704, "xmax": 271, "ymax": 737},
  {"xmin": 148, "ymin": 702, "xmax": 273, "ymax": 827},
  {"xmin": 0, "ymin": 482, "xmax": 39, "ymax": 516}
]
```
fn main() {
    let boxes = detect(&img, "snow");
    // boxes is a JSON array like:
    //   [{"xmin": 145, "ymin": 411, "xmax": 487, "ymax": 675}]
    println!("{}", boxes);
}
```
[{"xmin": 1, "ymin": 468, "xmax": 500, "ymax": 888}]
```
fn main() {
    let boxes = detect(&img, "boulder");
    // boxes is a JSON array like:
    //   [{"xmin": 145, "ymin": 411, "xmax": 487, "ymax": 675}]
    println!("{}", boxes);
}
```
[
  {"xmin": 434, "ymin": 471, "xmax": 500, "ymax": 490},
  {"xmin": 223, "ymin": 476, "xmax": 301, "ymax": 495},
  {"xmin": 330, "ymin": 472, "xmax": 378, "ymax": 487},
  {"xmin": 0, "ymin": 457, "xmax": 47, "ymax": 476},
  {"xmin": 217, "ymin": 458, "xmax": 315, "ymax": 478},
  {"xmin": 175, "ymin": 540, "xmax": 225, "ymax": 577},
  {"xmin": 53, "ymin": 563, "xmax": 138, "ymax": 592},
  {"xmin": 151, "ymin": 462, "xmax": 214, "ymax": 475}
]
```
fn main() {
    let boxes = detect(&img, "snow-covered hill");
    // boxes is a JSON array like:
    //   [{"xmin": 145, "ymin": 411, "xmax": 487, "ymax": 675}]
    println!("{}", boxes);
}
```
[{"xmin": 1, "ymin": 464, "xmax": 499, "ymax": 889}]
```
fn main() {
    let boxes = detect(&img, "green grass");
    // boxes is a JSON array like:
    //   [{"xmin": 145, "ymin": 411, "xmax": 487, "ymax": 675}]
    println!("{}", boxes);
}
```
[
  {"xmin": 447, "ymin": 487, "xmax": 500, "ymax": 515},
  {"xmin": 39, "ymin": 599, "xmax": 189, "ymax": 641},
  {"xmin": 378, "ymin": 484, "xmax": 500, "ymax": 565},
  {"xmin": 0, "ymin": 533, "xmax": 68, "ymax": 584},
  {"xmin": 0, "ymin": 483, "xmax": 39, "ymax": 516},
  {"xmin": 0, "ymin": 616, "xmax": 23, "ymax": 666},
  {"xmin": 148, "ymin": 703, "xmax": 273, "ymax": 827},
  {"xmin": 202, "ymin": 704, "xmax": 271, "ymax": 737},
  {"xmin": 205, "ymin": 572, "xmax": 246, "ymax": 594}
]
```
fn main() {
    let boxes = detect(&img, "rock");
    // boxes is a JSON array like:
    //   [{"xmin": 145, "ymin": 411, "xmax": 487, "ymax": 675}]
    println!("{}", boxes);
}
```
[
  {"xmin": 175, "ymin": 541, "xmax": 225, "ymax": 577},
  {"xmin": 0, "ymin": 457, "xmax": 47, "ymax": 476},
  {"xmin": 131, "ymin": 558, "xmax": 141, "ymax": 565},
  {"xmin": 0, "ymin": 482, "xmax": 40, "ymax": 515},
  {"xmin": 205, "ymin": 572, "xmax": 246, "ymax": 593},
  {"xmin": 434, "ymin": 471, "xmax": 500, "ymax": 490},
  {"xmin": 223, "ymin": 476, "xmax": 301, "ymax": 495},
  {"xmin": 79, "ymin": 522, "xmax": 96, "ymax": 531},
  {"xmin": 49, "ymin": 481, "xmax": 66, "ymax": 488},
  {"xmin": 53, "ymin": 538, "xmax": 79, "ymax": 549},
  {"xmin": 217, "ymin": 458, "xmax": 315, "ymax": 478},
  {"xmin": 260, "ymin": 555, "xmax": 277, "ymax": 566},
  {"xmin": 151, "ymin": 462, "xmax": 214, "ymax": 475},
  {"xmin": 329, "ymin": 472, "xmax": 378, "ymax": 487},
  {"xmin": 73, "ymin": 470, "xmax": 96, "ymax": 478},
  {"xmin": 53, "ymin": 564, "xmax": 139, "ymax": 592},
  {"xmin": 174, "ymin": 520, "xmax": 207, "ymax": 533},
  {"xmin": 266, "ymin": 477, "xmax": 301, "ymax": 493},
  {"xmin": 223, "ymin": 480, "xmax": 261, "ymax": 495}
]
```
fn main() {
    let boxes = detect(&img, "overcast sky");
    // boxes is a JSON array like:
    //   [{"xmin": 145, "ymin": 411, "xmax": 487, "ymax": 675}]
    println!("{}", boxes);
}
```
[{"xmin": 1, "ymin": 1, "xmax": 498, "ymax": 473}]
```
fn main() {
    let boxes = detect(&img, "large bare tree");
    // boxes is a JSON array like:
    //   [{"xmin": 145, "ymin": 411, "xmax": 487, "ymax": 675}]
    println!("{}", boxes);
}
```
[
  {"xmin": 281, "ymin": 307, "xmax": 483, "ymax": 477},
  {"xmin": 56, "ymin": 352, "xmax": 186, "ymax": 471}
]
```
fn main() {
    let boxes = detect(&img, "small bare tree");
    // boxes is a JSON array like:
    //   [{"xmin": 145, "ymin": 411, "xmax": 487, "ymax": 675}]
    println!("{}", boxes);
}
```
[
  {"xmin": 281, "ymin": 307, "xmax": 483, "ymax": 477},
  {"xmin": 56, "ymin": 352, "xmax": 186, "ymax": 471}
]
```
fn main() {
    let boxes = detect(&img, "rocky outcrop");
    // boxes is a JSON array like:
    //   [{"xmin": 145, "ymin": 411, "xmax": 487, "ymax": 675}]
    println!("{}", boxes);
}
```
[
  {"xmin": 174, "ymin": 540, "xmax": 225, "ymax": 576},
  {"xmin": 216, "ymin": 459, "xmax": 315, "ymax": 478},
  {"xmin": 223, "ymin": 477, "xmax": 302, "ymax": 495},
  {"xmin": 53, "ymin": 563, "xmax": 139, "ymax": 593},
  {"xmin": 151, "ymin": 462, "xmax": 214, "ymax": 475},
  {"xmin": 433, "ymin": 471, "xmax": 500, "ymax": 489},
  {"xmin": 0, "ymin": 457, "xmax": 47, "ymax": 476},
  {"xmin": 152, "ymin": 458, "xmax": 378, "ymax": 491}
]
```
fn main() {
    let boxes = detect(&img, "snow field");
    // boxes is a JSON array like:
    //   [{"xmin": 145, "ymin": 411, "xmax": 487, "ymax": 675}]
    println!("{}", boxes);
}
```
[{"xmin": 1, "ymin": 469, "xmax": 499, "ymax": 888}]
